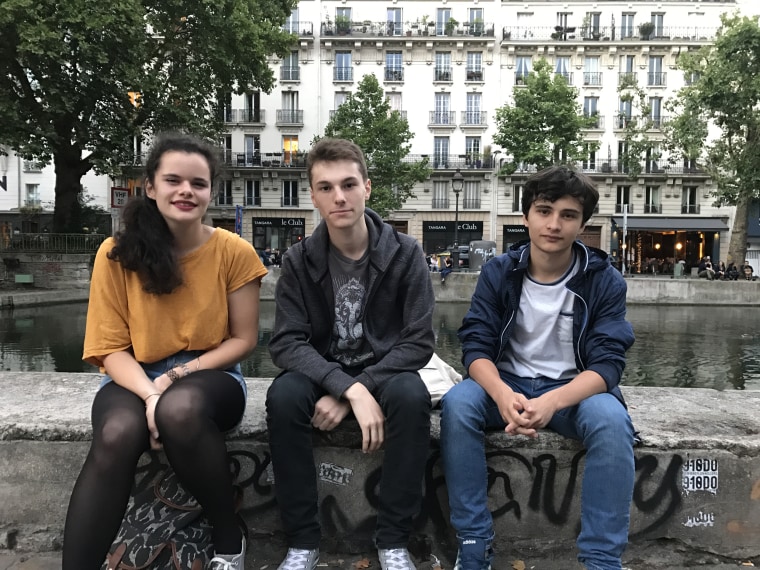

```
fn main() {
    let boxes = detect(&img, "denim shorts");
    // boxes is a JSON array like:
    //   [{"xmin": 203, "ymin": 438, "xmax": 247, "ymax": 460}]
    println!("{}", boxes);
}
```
[{"xmin": 97, "ymin": 349, "xmax": 247, "ymax": 400}]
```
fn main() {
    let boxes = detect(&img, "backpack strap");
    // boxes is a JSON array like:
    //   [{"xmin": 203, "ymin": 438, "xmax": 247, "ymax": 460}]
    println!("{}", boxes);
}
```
[
  {"xmin": 154, "ymin": 469, "xmax": 200, "ymax": 513},
  {"xmin": 106, "ymin": 543, "xmax": 127, "ymax": 570}
]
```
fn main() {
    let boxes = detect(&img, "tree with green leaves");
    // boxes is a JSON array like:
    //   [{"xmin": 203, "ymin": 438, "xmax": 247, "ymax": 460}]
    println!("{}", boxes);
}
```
[
  {"xmin": 0, "ymin": 0, "xmax": 297, "ymax": 232},
  {"xmin": 665, "ymin": 13, "xmax": 760, "ymax": 264},
  {"xmin": 616, "ymin": 74, "xmax": 659, "ymax": 180},
  {"xmin": 493, "ymin": 58, "xmax": 597, "ymax": 174},
  {"xmin": 320, "ymin": 73, "xmax": 431, "ymax": 217}
]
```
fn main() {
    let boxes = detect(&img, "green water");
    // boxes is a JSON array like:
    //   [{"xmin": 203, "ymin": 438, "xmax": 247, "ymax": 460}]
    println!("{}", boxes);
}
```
[{"xmin": 1, "ymin": 302, "xmax": 758, "ymax": 391}]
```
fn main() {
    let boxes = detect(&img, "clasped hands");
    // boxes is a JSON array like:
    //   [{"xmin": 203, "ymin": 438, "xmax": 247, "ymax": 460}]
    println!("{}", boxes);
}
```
[
  {"xmin": 143, "ymin": 365, "xmax": 190, "ymax": 450},
  {"xmin": 498, "ymin": 388, "xmax": 559, "ymax": 438},
  {"xmin": 312, "ymin": 383, "xmax": 384, "ymax": 454}
]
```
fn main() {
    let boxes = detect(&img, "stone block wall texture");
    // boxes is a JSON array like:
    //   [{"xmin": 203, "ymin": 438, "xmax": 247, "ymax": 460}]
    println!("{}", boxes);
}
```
[{"xmin": 0, "ymin": 373, "xmax": 758, "ymax": 559}]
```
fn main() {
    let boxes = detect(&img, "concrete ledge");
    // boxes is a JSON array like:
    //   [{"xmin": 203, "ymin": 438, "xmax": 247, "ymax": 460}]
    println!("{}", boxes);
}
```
[
  {"xmin": 5, "ymin": 270, "xmax": 760, "ymax": 307},
  {"xmin": 1, "ymin": 372, "xmax": 759, "ymax": 563}
]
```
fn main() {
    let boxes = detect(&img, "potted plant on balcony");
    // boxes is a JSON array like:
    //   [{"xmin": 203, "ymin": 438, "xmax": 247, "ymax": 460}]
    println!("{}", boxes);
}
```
[
  {"xmin": 445, "ymin": 17, "xmax": 458, "ymax": 36},
  {"xmin": 471, "ymin": 17, "xmax": 484, "ymax": 36},
  {"xmin": 335, "ymin": 15, "xmax": 351, "ymax": 35},
  {"xmin": 482, "ymin": 145, "xmax": 492, "ymax": 169},
  {"xmin": 638, "ymin": 21, "xmax": 655, "ymax": 40},
  {"xmin": 581, "ymin": 14, "xmax": 592, "ymax": 39}
]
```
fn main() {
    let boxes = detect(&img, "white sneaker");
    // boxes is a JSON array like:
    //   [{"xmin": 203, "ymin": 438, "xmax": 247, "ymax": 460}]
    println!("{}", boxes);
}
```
[
  {"xmin": 277, "ymin": 548, "xmax": 319, "ymax": 570},
  {"xmin": 209, "ymin": 536, "xmax": 246, "ymax": 570},
  {"xmin": 378, "ymin": 548, "xmax": 416, "ymax": 570}
]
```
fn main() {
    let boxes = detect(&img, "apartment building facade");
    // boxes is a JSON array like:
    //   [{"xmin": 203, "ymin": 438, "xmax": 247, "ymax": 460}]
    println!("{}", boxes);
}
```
[
  {"xmin": 5, "ymin": 0, "xmax": 745, "ymax": 271},
  {"xmin": 205, "ymin": 0, "xmax": 742, "ymax": 272}
]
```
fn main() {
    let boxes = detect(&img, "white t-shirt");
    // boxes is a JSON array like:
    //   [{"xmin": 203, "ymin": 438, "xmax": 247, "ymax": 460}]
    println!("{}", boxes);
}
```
[{"xmin": 498, "ymin": 255, "xmax": 580, "ymax": 380}]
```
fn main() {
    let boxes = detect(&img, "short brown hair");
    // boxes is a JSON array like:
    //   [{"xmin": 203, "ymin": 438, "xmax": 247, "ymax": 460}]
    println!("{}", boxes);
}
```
[
  {"xmin": 307, "ymin": 138, "xmax": 368, "ymax": 186},
  {"xmin": 521, "ymin": 165, "xmax": 599, "ymax": 224}
]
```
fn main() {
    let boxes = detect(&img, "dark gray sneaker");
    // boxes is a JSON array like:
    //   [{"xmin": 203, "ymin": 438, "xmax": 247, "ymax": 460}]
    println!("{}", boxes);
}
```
[
  {"xmin": 277, "ymin": 548, "xmax": 319, "ymax": 570},
  {"xmin": 378, "ymin": 547, "xmax": 417, "ymax": 570},
  {"xmin": 453, "ymin": 537, "xmax": 493, "ymax": 570}
]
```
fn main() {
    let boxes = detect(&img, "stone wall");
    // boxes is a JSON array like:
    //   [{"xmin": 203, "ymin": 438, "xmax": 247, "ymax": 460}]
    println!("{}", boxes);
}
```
[
  {"xmin": 2, "ymin": 253, "xmax": 91, "ymax": 290},
  {"xmin": 4, "ymin": 262, "xmax": 760, "ymax": 305},
  {"xmin": 1, "ymin": 373, "xmax": 758, "ymax": 561}
]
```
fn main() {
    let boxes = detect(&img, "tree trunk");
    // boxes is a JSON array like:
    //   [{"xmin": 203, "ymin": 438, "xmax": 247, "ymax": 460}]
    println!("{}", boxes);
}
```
[
  {"xmin": 727, "ymin": 194, "xmax": 749, "ymax": 265},
  {"xmin": 52, "ymin": 150, "xmax": 91, "ymax": 233}
]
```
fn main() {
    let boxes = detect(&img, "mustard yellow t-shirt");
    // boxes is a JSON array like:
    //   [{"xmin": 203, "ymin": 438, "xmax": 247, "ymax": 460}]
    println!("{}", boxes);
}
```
[{"xmin": 83, "ymin": 228, "xmax": 267, "ymax": 368}]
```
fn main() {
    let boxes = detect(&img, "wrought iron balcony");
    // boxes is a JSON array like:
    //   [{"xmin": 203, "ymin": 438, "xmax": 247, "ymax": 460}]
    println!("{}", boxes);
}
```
[
  {"xmin": 434, "ymin": 68, "xmax": 452, "ymax": 82},
  {"xmin": 333, "ymin": 67, "xmax": 353, "ymax": 82},
  {"xmin": 280, "ymin": 67, "xmax": 300, "ymax": 81},
  {"xmin": 319, "ymin": 19, "xmax": 495, "ymax": 39},
  {"xmin": 648, "ymin": 72, "xmax": 667, "ymax": 87},
  {"xmin": 385, "ymin": 68, "xmax": 404, "ymax": 82},
  {"xmin": 501, "ymin": 25, "xmax": 717, "ymax": 43},
  {"xmin": 276, "ymin": 109, "xmax": 304, "ymax": 126},
  {"xmin": 282, "ymin": 21, "xmax": 313, "ymax": 36},
  {"xmin": 582, "ymin": 113, "xmax": 605, "ymax": 129},
  {"xmin": 429, "ymin": 111, "xmax": 456, "ymax": 126},
  {"xmin": 466, "ymin": 69, "xmax": 484, "ymax": 82},
  {"xmin": 583, "ymin": 72, "xmax": 602, "ymax": 86},
  {"xmin": 618, "ymin": 72, "xmax": 638, "ymax": 85},
  {"xmin": 227, "ymin": 109, "xmax": 265, "ymax": 124},
  {"xmin": 460, "ymin": 111, "xmax": 488, "ymax": 126}
]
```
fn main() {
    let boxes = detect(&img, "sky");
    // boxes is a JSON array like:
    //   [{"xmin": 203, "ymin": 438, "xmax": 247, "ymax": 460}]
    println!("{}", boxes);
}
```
[{"xmin": 736, "ymin": 0, "xmax": 759, "ymax": 16}]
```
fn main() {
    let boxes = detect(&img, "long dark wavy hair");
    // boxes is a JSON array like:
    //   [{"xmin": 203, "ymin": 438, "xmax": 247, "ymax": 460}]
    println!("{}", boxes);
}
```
[{"xmin": 107, "ymin": 133, "xmax": 219, "ymax": 295}]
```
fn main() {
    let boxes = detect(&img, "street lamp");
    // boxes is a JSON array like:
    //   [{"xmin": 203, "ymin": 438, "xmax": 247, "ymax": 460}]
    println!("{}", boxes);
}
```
[
  {"xmin": 489, "ymin": 151, "xmax": 503, "ymax": 244},
  {"xmin": 451, "ymin": 168, "xmax": 465, "ymax": 271},
  {"xmin": 0, "ymin": 146, "xmax": 7, "ymax": 193}
]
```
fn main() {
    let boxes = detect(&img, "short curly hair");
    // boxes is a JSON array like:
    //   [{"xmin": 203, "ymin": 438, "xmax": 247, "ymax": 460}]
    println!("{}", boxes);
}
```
[{"xmin": 521, "ymin": 165, "xmax": 599, "ymax": 224}]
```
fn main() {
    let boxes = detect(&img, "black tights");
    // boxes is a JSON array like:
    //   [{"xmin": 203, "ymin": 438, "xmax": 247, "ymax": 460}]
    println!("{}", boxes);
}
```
[{"xmin": 62, "ymin": 371, "xmax": 245, "ymax": 570}]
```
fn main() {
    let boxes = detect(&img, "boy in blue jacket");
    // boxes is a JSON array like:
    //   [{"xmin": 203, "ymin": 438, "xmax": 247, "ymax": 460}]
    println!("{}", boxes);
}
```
[{"xmin": 441, "ymin": 166, "xmax": 635, "ymax": 570}]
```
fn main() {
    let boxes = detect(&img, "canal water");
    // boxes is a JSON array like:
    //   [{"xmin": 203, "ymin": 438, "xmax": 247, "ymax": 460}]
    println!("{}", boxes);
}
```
[{"xmin": 1, "ymin": 302, "xmax": 758, "ymax": 391}]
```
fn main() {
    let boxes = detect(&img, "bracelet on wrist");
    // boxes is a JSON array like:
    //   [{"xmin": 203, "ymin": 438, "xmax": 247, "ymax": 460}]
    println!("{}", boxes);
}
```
[
  {"xmin": 196, "ymin": 356, "xmax": 201, "ymax": 371},
  {"xmin": 166, "ymin": 368, "xmax": 180, "ymax": 383}
]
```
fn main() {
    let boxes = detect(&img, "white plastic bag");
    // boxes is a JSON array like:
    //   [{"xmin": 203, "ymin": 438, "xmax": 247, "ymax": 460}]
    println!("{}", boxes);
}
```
[{"xmin": 419, "ymin": 353, "xmax": 462, "ymax": 406}]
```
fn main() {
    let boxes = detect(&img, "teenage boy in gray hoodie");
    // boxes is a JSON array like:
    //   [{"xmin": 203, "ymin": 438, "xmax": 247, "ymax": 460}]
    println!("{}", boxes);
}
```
[{"xmin": 267, "ymin": 138, "xmax": 435, "ymax": 570}]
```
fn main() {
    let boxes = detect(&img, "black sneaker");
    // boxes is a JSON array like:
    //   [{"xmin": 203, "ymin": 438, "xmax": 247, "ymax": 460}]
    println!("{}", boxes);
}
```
[{"xmin": 453, "ymin": 537, "xmax": 493, "ymax": 570}]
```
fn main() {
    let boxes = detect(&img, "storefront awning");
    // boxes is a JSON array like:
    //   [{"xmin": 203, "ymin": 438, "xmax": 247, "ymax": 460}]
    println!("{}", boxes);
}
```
[{"xmin": 611, "ymin": 217, "xmax": 728, "ymax": 231}]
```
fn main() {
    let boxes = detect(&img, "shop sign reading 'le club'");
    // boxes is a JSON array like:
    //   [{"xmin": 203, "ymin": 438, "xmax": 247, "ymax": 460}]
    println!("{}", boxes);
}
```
[{"xmin": 253, "ymin": 218, "xmax": 305, "ymax": 227}]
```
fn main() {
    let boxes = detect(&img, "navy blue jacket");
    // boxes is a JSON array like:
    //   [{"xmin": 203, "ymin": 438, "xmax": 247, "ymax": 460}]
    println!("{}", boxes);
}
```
[{"xmin": 458, "ymin": 240, "xmax": 635, "ymax": 405}]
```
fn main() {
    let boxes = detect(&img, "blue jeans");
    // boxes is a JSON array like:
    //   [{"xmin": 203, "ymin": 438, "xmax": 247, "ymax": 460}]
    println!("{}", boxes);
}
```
[
  {"xmin": 98, "ymin": 349, "xmax": 247, "ymax": 399},
  {"xmin": 440, "ymin": 376, "xmax": 635, "ymax": 570}
]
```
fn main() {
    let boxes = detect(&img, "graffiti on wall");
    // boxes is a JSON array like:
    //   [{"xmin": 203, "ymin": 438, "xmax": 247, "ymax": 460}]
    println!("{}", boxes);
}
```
[{"xmin": 129, "ymin": 447, "xmax": 728, "ymax": 548}]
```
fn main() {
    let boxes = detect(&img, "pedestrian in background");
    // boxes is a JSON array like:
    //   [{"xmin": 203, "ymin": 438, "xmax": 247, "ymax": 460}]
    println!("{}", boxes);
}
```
[{"xmin": 440, "ymin": 255, "xmax": 453, "ymax": 284}]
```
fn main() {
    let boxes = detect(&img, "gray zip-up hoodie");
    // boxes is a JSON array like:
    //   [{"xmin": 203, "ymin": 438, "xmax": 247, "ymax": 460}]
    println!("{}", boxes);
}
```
[{"xmin": 268, "ymin": 208, "xmax": 436, "ymax": 397}]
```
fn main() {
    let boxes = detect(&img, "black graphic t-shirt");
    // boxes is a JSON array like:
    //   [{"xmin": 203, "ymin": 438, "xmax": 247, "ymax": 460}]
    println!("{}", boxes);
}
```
[{"xmin": 327, "ymin": 245, "xmax": 375, "ymax": 368}]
